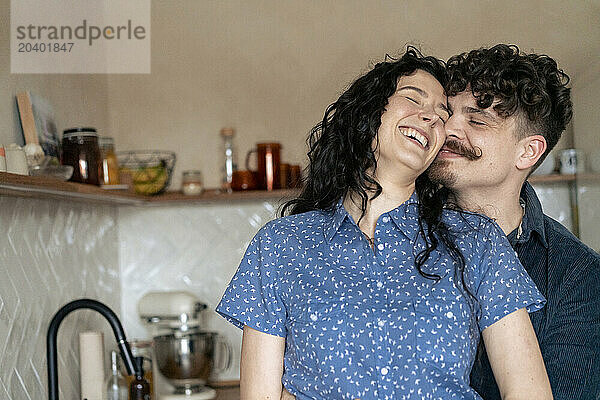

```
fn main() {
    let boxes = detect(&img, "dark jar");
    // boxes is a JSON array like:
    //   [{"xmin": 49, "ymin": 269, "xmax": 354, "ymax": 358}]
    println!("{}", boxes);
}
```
[{"xmin": 61, "ymin": 127, "xmax": 103, "ymax": 185}]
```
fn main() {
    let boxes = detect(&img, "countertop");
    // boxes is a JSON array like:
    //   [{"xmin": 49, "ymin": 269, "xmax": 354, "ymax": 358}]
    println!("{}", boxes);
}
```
[{"xmin": 214, "ymin": 385, "xmax": 240, "ymax": 399}]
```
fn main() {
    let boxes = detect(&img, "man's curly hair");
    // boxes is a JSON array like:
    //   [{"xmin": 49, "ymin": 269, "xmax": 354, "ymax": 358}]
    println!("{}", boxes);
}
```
[{"xmin": 446, "ymin": 44, "xmax": 573, "ymax": 168}]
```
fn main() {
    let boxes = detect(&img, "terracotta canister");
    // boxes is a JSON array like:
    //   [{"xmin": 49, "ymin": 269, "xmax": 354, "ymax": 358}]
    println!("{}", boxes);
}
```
[{"xmin": 246, "ymin": 142, "xmax": 281, "ymax": 190}]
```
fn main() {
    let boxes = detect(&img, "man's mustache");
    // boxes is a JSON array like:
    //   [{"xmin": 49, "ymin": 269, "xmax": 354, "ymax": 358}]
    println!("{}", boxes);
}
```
[{"xmin": 442, "ymin": 140, "xmax": 482, "ymax": 160}]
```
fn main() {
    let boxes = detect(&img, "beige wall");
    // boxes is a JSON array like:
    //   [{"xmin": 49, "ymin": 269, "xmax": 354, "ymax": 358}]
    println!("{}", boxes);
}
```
[
  {"xmin": 0, "ymin": 0, "xmax": 110, "ymax": 149},
  {"xmin": 572, "ymin": 60, "xmax": 600, "ymax": 251},
  {"xmin": 1, "ymin": 0, "xmax": 593, "ymax": 190},
  {"xmin": 106, "ymin": 0, "xmax": 590, "ymax": 190},
  {"xmin": 572, "ymin": 61, "xmax": 600, "ymax": 152}
]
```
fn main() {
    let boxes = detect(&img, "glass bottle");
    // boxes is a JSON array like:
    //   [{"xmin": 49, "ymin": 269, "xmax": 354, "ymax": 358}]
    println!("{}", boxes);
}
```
[
  {"xmin": 99, "ymin": 136, "xmax": 120, "ymax": 185},
  {"xmin": 220, "ymin": 127, "xmax": 237, "ymax": 192},
  {"xmin": 106, "ymin": 350, "xmax": 128, "ymax": 400}
]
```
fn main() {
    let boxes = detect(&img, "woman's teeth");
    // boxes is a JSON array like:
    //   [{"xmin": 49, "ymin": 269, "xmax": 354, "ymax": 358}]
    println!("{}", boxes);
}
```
[{"xmin": 399, "ymin": 127, "xmax": 428, "ymax": 148}]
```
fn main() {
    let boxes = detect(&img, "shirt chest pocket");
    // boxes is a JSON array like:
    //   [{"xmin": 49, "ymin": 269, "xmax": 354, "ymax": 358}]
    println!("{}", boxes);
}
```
[
  {"xmin": 286, "ymin": 300, "xmax": 354, "ymax": 356},
  {"xmin": 288, "ymin": 300, "xmax": 352, "ymax": 322},
  {"xmin": 413, "ymin": 290, "xmax": 475, "ymax": 374}
]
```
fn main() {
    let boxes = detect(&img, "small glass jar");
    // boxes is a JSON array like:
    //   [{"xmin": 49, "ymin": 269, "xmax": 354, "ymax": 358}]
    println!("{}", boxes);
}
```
[
  {"xmin": 182, "ymin": 170, "xmax": 204, "ymax": 195},
  {"xmin": 99, "ymin": 136, "xmax": 120, "ymax": 185}
]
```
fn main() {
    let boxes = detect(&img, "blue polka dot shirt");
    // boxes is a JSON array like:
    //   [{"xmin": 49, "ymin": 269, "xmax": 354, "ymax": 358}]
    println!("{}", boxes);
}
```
[{"xmin": 216, "ymin": 192, "xmax": 546, "ymax": 399}]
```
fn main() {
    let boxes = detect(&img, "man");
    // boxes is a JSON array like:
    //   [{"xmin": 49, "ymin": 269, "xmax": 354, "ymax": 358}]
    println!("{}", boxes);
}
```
[{"xmin": 428, "ymin": 44, "xmax": 600, "ymax": 399}]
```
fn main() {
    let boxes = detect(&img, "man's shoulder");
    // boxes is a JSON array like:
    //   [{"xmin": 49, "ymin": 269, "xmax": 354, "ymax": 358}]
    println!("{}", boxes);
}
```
[
  {"xmin": 542, "ymin": 213, "xmax": 600, "ymax": 281},
  {"xmin": 543, "ymin": 215, "xmax": 599, "ymax": 260}
]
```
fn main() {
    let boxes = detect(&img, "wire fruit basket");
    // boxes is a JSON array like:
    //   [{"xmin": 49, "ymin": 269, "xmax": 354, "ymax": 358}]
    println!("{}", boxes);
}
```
[{"xmin": 116, "ymin": 151, "xmax": 176, "ymax": 195}]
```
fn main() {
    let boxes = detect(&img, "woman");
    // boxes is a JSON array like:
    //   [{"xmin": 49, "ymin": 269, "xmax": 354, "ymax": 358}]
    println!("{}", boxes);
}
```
[{"xmin": 216, "ymin": 48, "xmax": 552, "ymax": 399}]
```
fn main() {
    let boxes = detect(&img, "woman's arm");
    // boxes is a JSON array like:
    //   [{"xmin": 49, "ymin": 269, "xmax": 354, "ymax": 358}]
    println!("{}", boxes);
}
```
[
  {"xmin": 483, "ymin": 308, "xmax": 553, "ymax": 400},
  {"xmin": 240, "ymin": 325, "xmax": 286, "ymax": 400}
]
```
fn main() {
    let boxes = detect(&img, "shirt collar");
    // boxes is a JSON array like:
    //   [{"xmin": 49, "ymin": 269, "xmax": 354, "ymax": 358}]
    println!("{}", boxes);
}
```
[
  {"xmin": 389, "ymin": 191, "xmax": 421, "ymax": 242},
  {"xmin": 324, "ymin": 199, "xmax": 349, "ymax": 242},
  {"xmin": 508, "ymin": 182, "xmax": 548, "ymax": 247},
  {"xmin": 324, "ymin": 191, "xmax": 421, "ymax": 243}
]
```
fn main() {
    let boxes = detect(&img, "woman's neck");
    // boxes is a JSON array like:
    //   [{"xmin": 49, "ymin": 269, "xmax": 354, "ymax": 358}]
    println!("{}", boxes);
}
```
[{"xmin": 343, "ymin": 182, "xmax": 415, "ymax": 238}]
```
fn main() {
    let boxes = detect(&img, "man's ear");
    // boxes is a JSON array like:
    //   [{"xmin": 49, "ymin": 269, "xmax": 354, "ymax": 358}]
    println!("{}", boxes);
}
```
[{"xmin": 516, "ymin": 135, "xmax": 547, "ymax": 170}]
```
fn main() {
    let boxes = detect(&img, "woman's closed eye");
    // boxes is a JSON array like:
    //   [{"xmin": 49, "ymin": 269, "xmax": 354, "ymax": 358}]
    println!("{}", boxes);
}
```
[{"xmin": 405, "ymin": 96, "xmax": 420, "ymax": 105}]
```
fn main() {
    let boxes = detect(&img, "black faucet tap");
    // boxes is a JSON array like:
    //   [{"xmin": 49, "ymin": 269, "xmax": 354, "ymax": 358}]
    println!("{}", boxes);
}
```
[{"xmin": 47, "ymin": 298, "xmax": 138, "ymax": 400}]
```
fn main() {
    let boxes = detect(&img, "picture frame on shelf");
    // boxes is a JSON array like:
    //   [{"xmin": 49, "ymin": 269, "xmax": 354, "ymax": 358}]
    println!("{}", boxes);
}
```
[{"xmin": 16, "ymin": 91, "xmax": 60, "ymax": 160}]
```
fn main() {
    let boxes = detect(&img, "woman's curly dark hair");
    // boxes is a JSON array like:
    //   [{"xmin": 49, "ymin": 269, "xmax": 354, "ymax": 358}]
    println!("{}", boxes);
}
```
[
  {"xmin": 280, "ymin": 47, "xmax": 472, "ymax": 300},
  {"xmin": 446, "ymin": 44, "xmax": 573, "ymax": 168}
]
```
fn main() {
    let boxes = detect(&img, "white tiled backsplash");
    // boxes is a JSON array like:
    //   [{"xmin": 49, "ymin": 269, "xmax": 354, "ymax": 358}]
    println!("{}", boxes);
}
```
[
  {"xmin": 0, "ymin": 184, "xmax": 577, "ymax": 399},
  {"xmin": 0, "ymin": 197, "xmax": 121, "ymax": 400},
  {"xmin": 531, "ymin": 184, "xmax": 573, "ymax": 232},
  {"xmin": 118, "ymin": 200, "xmax": 281, "ymax": 382},
  {"xmin": 577, "ymin": 182, "xmax": 600, "ymax": 252}
]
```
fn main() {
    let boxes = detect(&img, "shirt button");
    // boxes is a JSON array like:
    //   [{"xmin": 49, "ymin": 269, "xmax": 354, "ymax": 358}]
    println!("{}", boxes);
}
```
[
  {"xmin": 376, "ymin": 281, "xmax": 383, "ymax": 288},
  {"xmin": 310, "ymin": 313, "xmax": 318, "ymax": 321},
  {"xmin": 446, "ymin": 311, "xmax": 454, "ymax": 319},
  {"xmin": 382, "ymin": 216, "xmax": 390, "ymax": 223},
  {"xmin": 380, "ymin": 367, "xmax": 389, "ymax": 376},
  {"xmin": 377, "ymin": 243, "xmax": 384, "ymax": 251},
  {"xmin": 377, "ymin": 319, "xmax": 385, "ymax": 327}
]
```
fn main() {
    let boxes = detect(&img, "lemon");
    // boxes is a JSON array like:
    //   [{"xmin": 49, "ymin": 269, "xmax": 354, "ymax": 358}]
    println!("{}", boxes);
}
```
[{"xmin": 121, "ymin": 164, "xmax": 168, "ymax": 195}]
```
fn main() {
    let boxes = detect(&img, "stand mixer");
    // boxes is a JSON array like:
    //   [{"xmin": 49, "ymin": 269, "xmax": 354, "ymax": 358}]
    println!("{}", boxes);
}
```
[{"xmin": 138, "ymin": 291, "xmax": 232, "ymax": 400}]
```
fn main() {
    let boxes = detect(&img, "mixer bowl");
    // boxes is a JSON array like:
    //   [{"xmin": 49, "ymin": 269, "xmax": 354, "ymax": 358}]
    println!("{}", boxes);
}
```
[{"xmin": 153, "ymin": 332, "xmax": 219, "ymax": 390}]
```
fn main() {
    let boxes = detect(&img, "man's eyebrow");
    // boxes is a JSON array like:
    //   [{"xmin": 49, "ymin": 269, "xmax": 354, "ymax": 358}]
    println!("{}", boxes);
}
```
[
  {"xmin": 464, "ymin": 106, "xmax": 498, "ymax": 121},
  {"xmin": 399, "ymin": 86, "xmax": 449, "ymax": 115}
]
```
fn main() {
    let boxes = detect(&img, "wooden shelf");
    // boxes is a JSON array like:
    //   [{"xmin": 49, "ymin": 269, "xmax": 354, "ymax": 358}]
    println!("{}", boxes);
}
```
[
  {"xmin": 0, "ymin": 172, "xmax": 300, "ymax": 206},
  {"xmin": 4, "ymin": 171, "xmax": 598, "ymax": 206},
  {"xmin": 529, "ymin": 174, "xmax": 575, "ymax": 184},
  {"xmin": 528, "ymin": 173, "xmax": 600, "ymax": 184},
  {"xmin": 146, "ymin": 188, "xmax": 300, "ymax": 205}
]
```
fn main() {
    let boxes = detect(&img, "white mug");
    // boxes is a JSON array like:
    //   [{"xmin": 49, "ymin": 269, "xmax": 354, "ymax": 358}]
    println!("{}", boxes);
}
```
[{"xmin": 559, "ymin": 149, "xmax": 584, "ymax": 175}]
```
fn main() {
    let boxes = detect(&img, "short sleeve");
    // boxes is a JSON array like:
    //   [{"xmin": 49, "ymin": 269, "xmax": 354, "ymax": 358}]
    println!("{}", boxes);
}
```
[
  {"xmin": 476, "ymin": 223, "xmax": 546, "ymax": 332},
  {"xmin": 215, "ymin": 223, "xmax": 286, "ymax": 337}
]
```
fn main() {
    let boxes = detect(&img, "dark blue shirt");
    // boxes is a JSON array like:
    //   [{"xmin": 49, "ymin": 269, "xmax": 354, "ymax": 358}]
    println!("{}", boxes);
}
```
[
  {"xmin": 217, "ymin": 192, "xmax": 545, "ymax": 399},
  {"xmin": 470, "ymin": 182, "xmax": 600, "ymax": 399}
]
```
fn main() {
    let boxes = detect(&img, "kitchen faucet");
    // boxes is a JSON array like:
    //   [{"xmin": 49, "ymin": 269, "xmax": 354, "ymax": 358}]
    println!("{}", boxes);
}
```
[{"xmin": 47, "ymin": 298, "xmax": 138, "ymax": 400}]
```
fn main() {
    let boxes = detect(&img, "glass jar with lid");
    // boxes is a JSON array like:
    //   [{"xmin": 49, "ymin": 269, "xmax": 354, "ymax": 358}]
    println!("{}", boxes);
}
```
[
  {"xmin": 61, "ymin": 127, "xmax": 102, "ymax": 185},
  {"xmin": 99, "ymin": 136, "xmax": 120, "ymax": 185},
  {"xmin": 182, "ymin": 170, "xmax": 204, "ymax": 195}
]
